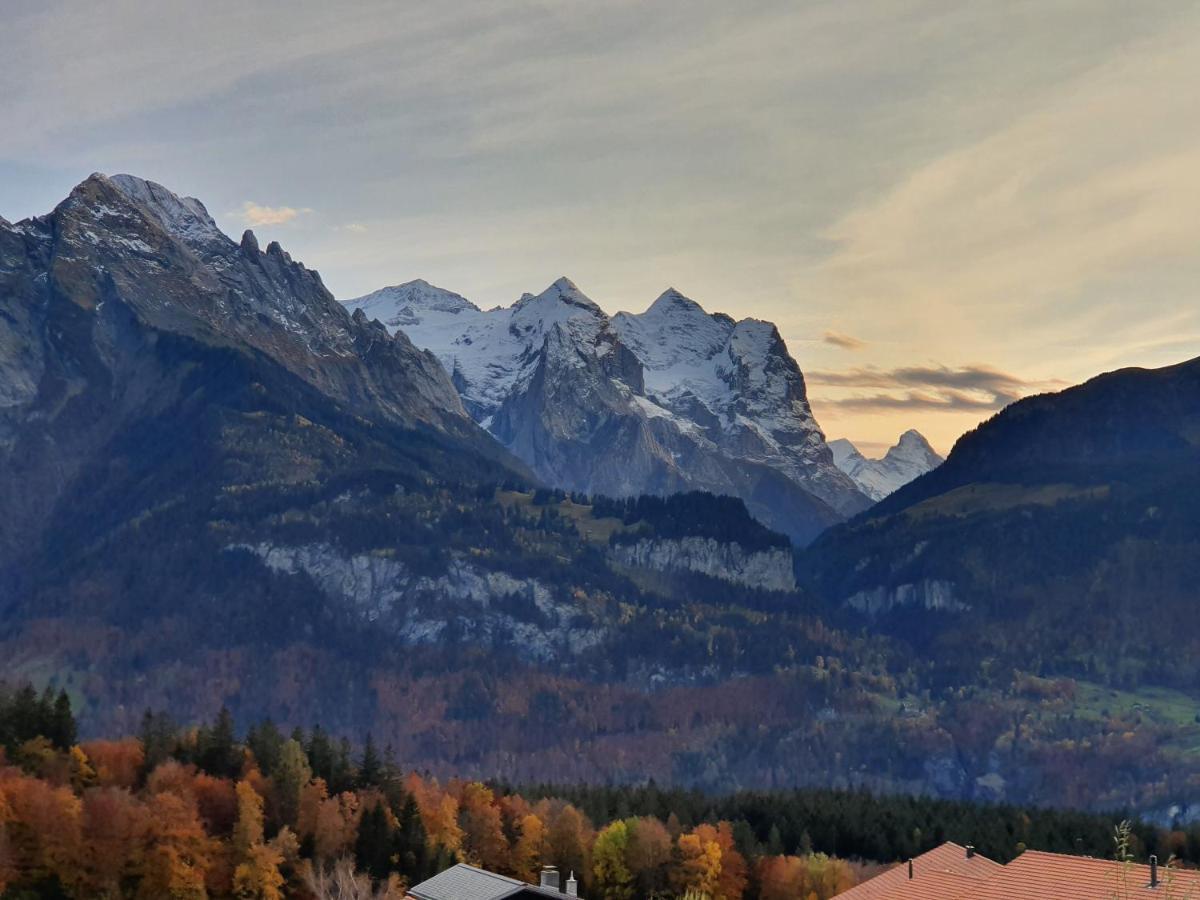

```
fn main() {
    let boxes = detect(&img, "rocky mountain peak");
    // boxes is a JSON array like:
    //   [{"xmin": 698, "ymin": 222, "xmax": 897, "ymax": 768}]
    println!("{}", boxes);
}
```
[
  {"xmin": 348, "ymin": 276, "xmax": 871, "ymax": 541},
  {"xmin": 831, "ymin": 430, "xmax": 943, "ymax": 502},
  {"xmin": 104, "ymin": 173, "xmax": 228, "ymax": 250},
  {"xmin": 512, "ymin": 276, "xmax": 603, "ymax": 317}
]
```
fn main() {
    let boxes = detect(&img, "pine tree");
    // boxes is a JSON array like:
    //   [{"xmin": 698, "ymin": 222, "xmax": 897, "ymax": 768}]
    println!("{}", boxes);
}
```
[
  {"xmin": 358, "ymin": 734, "xmax": 382, "ymax": 788},
  {"xmin": 50, "ymin": 690, "xmax": 76, "ymax": 750},
  {"xmin": 199, "ymin": 707, "xmax": 239, "ymax": 778},
  {"xmin": 138, "ymin": 710, "xmax": 179, "ymax": 778},
  {"xmin": 393, "ymin": 791, "xmax": 430, "ymax": 881},
  {"xmin": 247, "ymin": 720, "xmax": 285, "ymax": 777},
  {"xmin": 355, "ymin": 802, "xmax": 394, "ymax": 880}
]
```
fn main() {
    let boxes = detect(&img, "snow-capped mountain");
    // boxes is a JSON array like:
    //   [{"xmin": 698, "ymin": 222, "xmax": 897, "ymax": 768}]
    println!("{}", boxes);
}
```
[
  {"xmin": 829, "ymin": 430, "xmax": 943, "ymax": 501},
  {"xmin": 345, "ymin": 279, "xmax": 870, "ymax": 543}
]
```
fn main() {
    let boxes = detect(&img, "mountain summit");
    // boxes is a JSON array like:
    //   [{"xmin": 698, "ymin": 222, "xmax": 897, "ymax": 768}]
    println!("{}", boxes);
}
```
[
  {"xmin": 830, "ymin": 430, "xmax": 943, "ymax": 501},
  {"xmin": 346, "ymin": 279, "xmax": 870, "ymax": 543}
]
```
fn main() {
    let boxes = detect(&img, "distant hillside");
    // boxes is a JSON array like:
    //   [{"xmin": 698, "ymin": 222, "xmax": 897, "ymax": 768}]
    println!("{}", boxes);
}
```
[{"xmin": 802, "ymin": 356, "xmax": 1200, "ymax": 688}]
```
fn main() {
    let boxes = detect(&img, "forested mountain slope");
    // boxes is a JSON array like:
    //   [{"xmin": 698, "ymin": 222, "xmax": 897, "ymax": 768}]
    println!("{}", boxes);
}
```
[{"xmin": 802, "ymin": 357, "xmax": 1200, "ymax": 689}]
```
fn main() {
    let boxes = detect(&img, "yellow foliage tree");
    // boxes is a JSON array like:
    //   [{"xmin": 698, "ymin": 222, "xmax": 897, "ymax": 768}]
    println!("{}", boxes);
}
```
[
  {"xmin": 592, "ymin": 820, "xmax": 633, "ymax": 900},
  {"xmin": 233, "ymin": 842, "xmax": 286, "ymax": 900}
]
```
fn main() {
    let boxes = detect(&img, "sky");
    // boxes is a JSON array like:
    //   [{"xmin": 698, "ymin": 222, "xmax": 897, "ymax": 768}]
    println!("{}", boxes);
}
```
[{"xmin": 3, "ymin": 1, "xmax": 1198, "ymax": 455}]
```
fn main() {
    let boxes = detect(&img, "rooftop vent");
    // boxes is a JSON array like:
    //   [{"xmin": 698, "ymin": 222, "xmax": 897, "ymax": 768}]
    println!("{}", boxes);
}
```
[
  {"xmin": 566, "ymin": 871, "xmax": 578, "ymax": 897},
  {"xmin": 541, "ymin": 867, "xmax": 560, "ymax": 892},
  {"xmin": 907, "ymin": 859, "xmax": 914, "ymax": 880},
  {"xmin": 966, "ymin": 845, "xmax": 976, "ymax": 859},
  {"xmin": 1151, "ymin": 854, "xmax": 1159, "ymax": 888}
]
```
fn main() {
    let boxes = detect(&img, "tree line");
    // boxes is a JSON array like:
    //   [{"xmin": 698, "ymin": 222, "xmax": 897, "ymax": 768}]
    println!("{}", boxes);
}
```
[{"xmin": 2, "ymin": 689, "xmax": 1197, "ymax": 900}]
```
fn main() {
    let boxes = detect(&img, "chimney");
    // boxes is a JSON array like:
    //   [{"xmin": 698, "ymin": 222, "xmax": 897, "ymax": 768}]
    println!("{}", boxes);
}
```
[
  {"xmin": 566, "ymin": 872, "xmax": 578, "ymax": 897},
  {"xmin": 965, "ymin": 845, "xmax": 976, "ymax": 859},
  {"xmin": 541, "ymin": 867, "xmax": 560, "ymax": 892},
  {"xmin": 908, "ymin": 859, "xmax": 914, "ymax": 880},
  {"xmin": 1150, "ymin": 855, "xmax": 1158, "ymax": 888}
]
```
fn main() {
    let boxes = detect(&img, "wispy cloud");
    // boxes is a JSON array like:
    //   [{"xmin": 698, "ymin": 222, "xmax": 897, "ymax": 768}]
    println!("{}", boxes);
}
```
[
  {"xmin": 820, "ymin": 27, "xmax": 1200, "ymax": 338},
  {"xmin": 822, "ymin": 330, "xmax": 866, "ymax": 351},
  {"xmin": 337, "ymin": 222, "xmax": 369, "ymax": 234},
  {"xmin": 809, "ymin": 364, "xmax": 1060, "ymax": 414},
  {"xmin": 237, "ymin": 201, "xmax": 311, "ymax": 226}
]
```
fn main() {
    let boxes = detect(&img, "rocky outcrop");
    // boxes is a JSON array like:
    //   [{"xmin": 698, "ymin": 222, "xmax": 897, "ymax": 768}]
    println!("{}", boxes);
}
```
[
  {"xmin": 238, "ymin": 542, "xmax": 607, "ymax": 663},
  {"xmin": 845, "ymin": 579, "xmax": 965, "ymax": 615},
  {"xmin": 609, "ymin": 537, "xmax": 796, "ymax": 592}
]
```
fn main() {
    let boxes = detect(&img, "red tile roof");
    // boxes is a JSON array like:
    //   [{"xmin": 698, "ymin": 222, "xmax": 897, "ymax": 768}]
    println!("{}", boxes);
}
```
[
  {"xmin": 836, "ymin": 844, "xmax": 1200, "ymax": 900},
  {"xmin": 835, "ymin": 842, "xmax": 1003, "ymax": 900},
  {"xmin": 958, "ymin": 850, "xmax": 1200, "ymax": 900}
]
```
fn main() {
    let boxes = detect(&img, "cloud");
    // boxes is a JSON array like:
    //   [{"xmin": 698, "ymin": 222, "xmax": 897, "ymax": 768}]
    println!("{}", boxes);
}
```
[
  {"xmin": 819, "ymin": 25, "xmax": 1200, "ymax": 343},
  {"xmin": 337, "ymin": 222, "xmax": 369, "ymax": 234},
  {"xmin": 822, "ymin": 330, "xmax": 866, "ymax": 351},
  {"xmin": 808, "ymin": 364, "xmax": 1059, "ymax": 414},
  {"xmin": 237, "ymin": 201, "xmax": 311, "ymax": 226}
]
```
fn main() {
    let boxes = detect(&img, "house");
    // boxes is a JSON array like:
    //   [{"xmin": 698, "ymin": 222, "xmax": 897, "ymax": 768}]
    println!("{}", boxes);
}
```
[
  {"xmin": 409, "ymin": 864, "xmax": 580, "ymax": 900},
  {"xmin": 836, "ymin": 841, "xmax": 1200, "ymax": 899}
]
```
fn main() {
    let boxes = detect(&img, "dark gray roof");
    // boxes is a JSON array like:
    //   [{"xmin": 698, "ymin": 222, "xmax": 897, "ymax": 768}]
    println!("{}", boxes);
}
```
[{"xmin": 409, "ymin": 864, "xmax": 566, "ymax": 900}]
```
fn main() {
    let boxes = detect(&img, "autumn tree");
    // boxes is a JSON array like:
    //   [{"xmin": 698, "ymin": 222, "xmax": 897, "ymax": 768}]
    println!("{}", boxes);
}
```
[
  {"xmin": 78, "ymin": 786, "xmax": 149, "ymax": 897},
  {"xmin": 458, "ymin": 782, "xmax": 508, "ymax": 872},
  {"xmin": 592, "ymin": 820, "xmax": 634, "ymax": 900},
  {"xmin": 540, "ymin": 801, "xmax": 593, "ymax": 894},
  {"xmin": 511, "ymin": 812, "xmax": 547, "ymax": 884},
  {"xmin": 234, "ymin": 843, "xmax": 286, "ymax": 900},
  {"xmin": 83, "ymin": 738, "xmax": 144, "ymax": 789},
  {"xmin": 626, "ymin": 817, "xmax": 673, "ymax": 899},
  {"xmin": 673, "ymin": 830, "xmax": 722, "ymax": 899},
  {"xmin": 137, "ymin": 791, "xmax": 213, "ymax": 900},
  {"xmin": 234, "ymin": 780, "xmax": 266, "ymax": 855}
]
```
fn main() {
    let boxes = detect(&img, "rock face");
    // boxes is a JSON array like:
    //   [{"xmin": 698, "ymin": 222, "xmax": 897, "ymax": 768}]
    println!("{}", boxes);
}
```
[
  {"xmin": 609, "ymin": 537, "xmax": 796, "ymax": 592},
  {"xmin": 0, "ymin": 173, "xmax": 510, "ymax": 572},
  {"xmin": 239, "ymin": 542, "xmax": 606, "ymax": 663},
  {"xmin": 829, "ymin": 430, "xmax": 943, "ymax": 501},
  {"xmin": 345, "ymin": 279, "xmax": 869, "ymax": 544}
]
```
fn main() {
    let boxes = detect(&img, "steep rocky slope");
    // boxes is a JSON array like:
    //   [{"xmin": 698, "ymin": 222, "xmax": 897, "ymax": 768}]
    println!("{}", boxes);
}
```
[{"xmin": 345, "ymin": 280, "xmax": 869, "ymax": 543}]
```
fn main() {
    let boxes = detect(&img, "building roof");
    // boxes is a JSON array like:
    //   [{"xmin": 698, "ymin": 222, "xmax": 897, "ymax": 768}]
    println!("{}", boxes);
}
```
[
  {"xmin": 958, "ymin": 850, "xmax": 1200, "ymax": 899},
  {"xmin": 834, "ymin": 842, "xmax": 1003, "ymax": 900},
  {"xmin": 408, "ymin": 864, "xmax": 567, "ymax": 900},
  {"xmin": 836, "ymin": 843, "xmax": 1200, "ymax": 900}
]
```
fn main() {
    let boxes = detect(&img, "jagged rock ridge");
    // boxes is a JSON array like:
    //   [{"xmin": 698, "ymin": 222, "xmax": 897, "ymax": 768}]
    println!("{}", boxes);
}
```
[{"xmin": 345, "ymin": 279, "xmax": 870, "ymax": 543}]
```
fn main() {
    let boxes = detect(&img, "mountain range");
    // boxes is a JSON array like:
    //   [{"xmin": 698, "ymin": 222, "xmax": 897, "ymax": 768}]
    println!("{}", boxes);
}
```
[
  {"xmin": 345, "ymin": 279, "xmax": 884, "ymax": 544},
  {"xmin": 3, "ymin": 173, "xmax": 1200, "ymax": 816}
]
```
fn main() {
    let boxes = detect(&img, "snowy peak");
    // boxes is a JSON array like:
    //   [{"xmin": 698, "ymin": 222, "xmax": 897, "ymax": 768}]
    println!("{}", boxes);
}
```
[
  {"xmin": 347, "ymin": 280, "xmax": 481, "ymax": 331},
  {"xmin": 646, "ymin": 287, "xmax": 708, "ymax": 318},
  {"xmin": 511, "ymin": 276, "xmax": 603, "ymax": 321},
  {"xmin": 831, "ymin": 431, "xmax": 944, "ymax": 502},
  {"xmin": 889, "ymin": 429, "xmax": 942, "ymax": 468}
]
